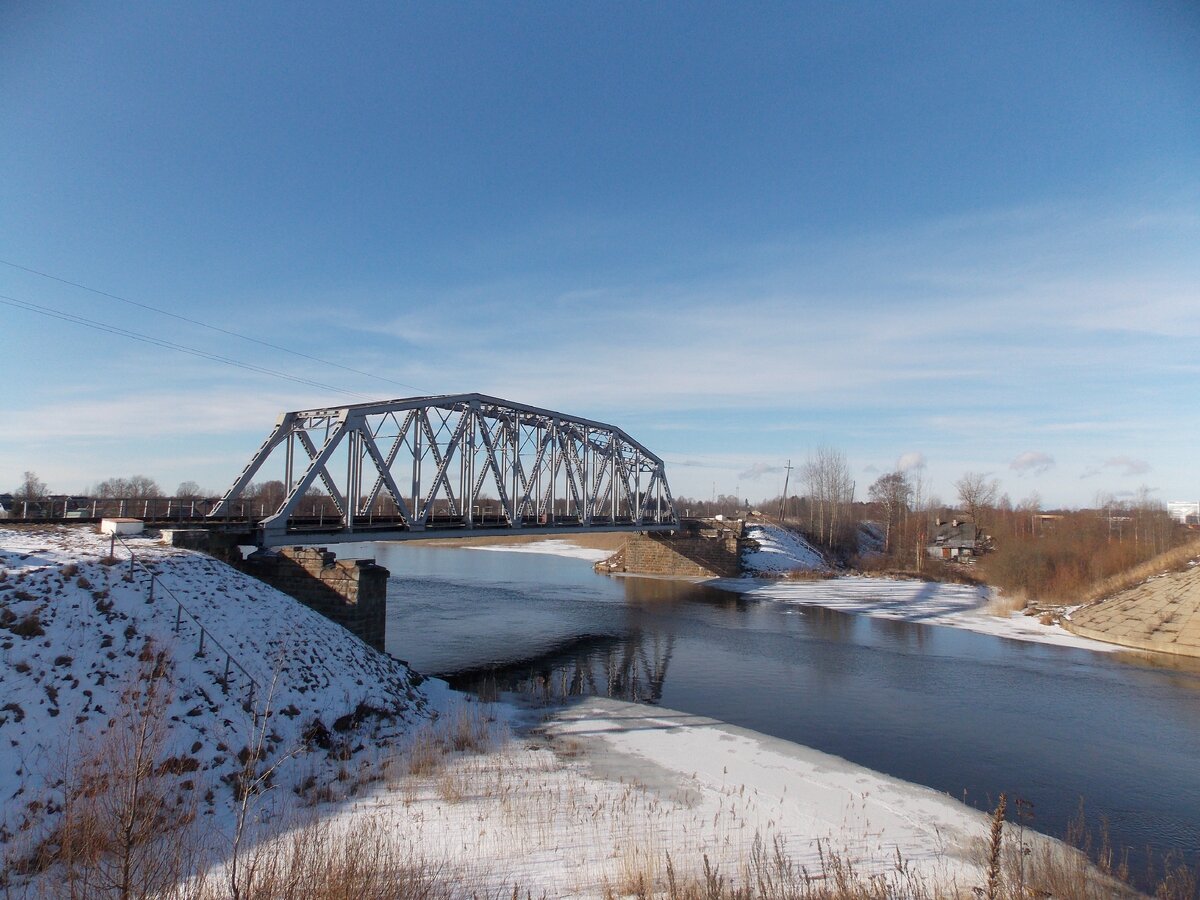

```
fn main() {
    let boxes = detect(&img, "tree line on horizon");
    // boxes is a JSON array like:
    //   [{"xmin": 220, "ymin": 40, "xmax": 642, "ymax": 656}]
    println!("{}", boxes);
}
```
[{"xmin": 674, "ymin": 448, "xmax": 1189, "ymax": 603}]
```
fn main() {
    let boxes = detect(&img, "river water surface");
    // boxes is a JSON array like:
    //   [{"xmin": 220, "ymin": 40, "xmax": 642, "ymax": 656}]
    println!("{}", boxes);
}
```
[{"xmin": 350, "ymin": 542, "xmax": 1200, "ymax": 877}]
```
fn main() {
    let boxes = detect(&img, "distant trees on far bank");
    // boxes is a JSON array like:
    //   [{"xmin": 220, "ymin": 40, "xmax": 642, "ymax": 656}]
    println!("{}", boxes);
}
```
[
  {"xmin": 684, "ymin": 446, "xmax": 1191, "ymax": 602},
  {"xmin": 93, "ymin": 475, "xmax": 163, "ymax": 499}
]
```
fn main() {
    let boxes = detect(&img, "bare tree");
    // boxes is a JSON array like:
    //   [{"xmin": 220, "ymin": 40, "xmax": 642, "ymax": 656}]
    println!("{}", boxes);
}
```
[
  {"xmin": 94, "ymin": 476, "xmax": 163, "ymax": 499},
  {"xmin": 802, "ymin": 447, "xmax": 856, "ymax": 550},
  {"xmin": 246, "ymin": 480, "xmax": 287, "ymax": 512},
  {"xmin": 175, "ymin": 481, "xmax": 202, "ymax": 499},
  {"xmin": 867, "ymin": 471, "xmax": 912, "ymax": 554},
  {"xmin": 225, "ymin": 653, "xmax": 310, "ymax": 900},
  {"xmin": 14, "ymin": 470, "xmax": 48, "ymax": 500},
  {"xmin": 954, "ymin": 471, "xmax": 999, "ymax": 524}
]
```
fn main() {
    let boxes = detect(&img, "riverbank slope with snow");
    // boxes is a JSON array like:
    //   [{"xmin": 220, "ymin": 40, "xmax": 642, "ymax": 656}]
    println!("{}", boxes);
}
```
[
  {"xmin": 2, "ymin": 526, "xmax": 1120, "ymax": 896},
  {"xmin": 0, "ymin": 525, "xmax": 431, "ymax": 859}
]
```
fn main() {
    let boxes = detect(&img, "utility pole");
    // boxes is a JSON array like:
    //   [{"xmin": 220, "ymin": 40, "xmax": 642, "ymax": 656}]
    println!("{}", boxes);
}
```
[{"xmin": 777, "ymin": 459, "xmax": 793, "ymax": 522}]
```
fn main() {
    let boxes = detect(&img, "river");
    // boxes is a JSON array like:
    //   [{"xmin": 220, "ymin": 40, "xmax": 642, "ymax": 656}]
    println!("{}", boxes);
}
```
[{"xmin": 351, "ymin": 541, "xmax": 1200, "ymax": 878}]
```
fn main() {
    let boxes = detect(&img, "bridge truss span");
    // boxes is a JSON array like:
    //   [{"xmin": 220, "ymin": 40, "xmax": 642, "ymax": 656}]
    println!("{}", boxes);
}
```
[{"xmin": 210, "ymin": 393, "xmax": 678, "ymax": 546}]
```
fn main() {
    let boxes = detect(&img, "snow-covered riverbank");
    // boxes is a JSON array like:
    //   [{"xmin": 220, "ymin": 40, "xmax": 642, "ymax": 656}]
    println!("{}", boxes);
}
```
[
  {"xmin": 472, "ymin": 535, "xmax": 1119, "ymax": 653},
  {"xmin": 0, "ymin": 526, "xmax": 430, "ymax": 858},
  {"xmin": 298, "ymin": 694, "xmax": 1009, "ymax": 896},
  {"xmin": 0, "ymin": 525, "xmax": 1095, "ymax": 895}
]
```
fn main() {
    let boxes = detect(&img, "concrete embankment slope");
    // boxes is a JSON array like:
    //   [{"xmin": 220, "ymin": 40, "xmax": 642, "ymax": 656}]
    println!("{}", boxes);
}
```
[{"xmin": 1067, "ymin": 563, "xmax": 1200, "ymax": 657}]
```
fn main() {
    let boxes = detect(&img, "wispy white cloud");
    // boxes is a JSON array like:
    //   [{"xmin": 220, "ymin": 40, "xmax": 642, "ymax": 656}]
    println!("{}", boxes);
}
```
[
  {"xmin": 738, "ymin": 462, "xmax": 783, "ymax": 481},
  {"xmin": 1104, "ymin": 455, "xmax": 1151, "ymax": 477},
  {"xmin": 1010, "ymin": 451, "xmax": 1055, "ymax": 475},
  {"xmin": 7, "ymin": 197, "xmax": 1198, "ymax": 505},
  {"xmin": 1, "ymin": 388, "xmax": 304, "ymax": 443}
]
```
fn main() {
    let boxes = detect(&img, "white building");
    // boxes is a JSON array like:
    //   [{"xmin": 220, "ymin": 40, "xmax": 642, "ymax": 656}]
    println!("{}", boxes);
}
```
[{"xmin": 1167, "ymin": 501, "xmax": 1199, "ymax": 525}]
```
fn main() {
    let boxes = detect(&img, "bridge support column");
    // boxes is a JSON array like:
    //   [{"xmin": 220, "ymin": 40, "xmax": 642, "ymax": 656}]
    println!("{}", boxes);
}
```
[
  {"xmin": 596, "ymin": 519, "xmax": 745, "ymax": 578},
  {"xmin": 238, "ymin": 547, "xmax": 388, "ymax": 650}
]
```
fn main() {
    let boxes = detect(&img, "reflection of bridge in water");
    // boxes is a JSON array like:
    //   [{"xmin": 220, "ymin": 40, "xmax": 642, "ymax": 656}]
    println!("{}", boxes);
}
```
[
  {"xmin": 446, "ymin": 629, "xmax": 676, "ymax": 706},
  {"xmin": 210, "ymin": 393, "xmax": 679, "ymax": 548}
]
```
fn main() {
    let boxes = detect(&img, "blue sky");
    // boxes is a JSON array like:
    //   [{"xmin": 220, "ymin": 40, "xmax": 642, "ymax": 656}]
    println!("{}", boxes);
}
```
[{"xmin": 2, "ymin": 1, "xmax": 1197, "ymax": 508}]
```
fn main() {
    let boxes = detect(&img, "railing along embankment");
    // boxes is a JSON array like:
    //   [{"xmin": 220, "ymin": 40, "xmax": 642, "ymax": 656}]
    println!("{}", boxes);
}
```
[{"xmin": 108, "ymin": 533, "xmax": 259, "ymax": 711}]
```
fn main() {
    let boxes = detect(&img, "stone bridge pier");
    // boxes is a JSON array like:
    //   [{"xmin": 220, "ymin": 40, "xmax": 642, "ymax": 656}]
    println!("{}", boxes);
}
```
[
  {"xmin": 237, "ymin": 547, "xmax": 388, "ymax": 650},
  {"xmin": 596, "ymin": 518, "xmax": 745, "ymax": 578}
]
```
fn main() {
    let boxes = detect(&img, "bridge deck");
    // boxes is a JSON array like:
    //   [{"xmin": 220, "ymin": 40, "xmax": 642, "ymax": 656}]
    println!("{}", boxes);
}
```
[
  {"xmin": 3, "ymin": 514, "xmax": 676, "ymax": 548},
  {"xmin": 255, "ymin": 521, "xmax": 677, "ymax": 547}
]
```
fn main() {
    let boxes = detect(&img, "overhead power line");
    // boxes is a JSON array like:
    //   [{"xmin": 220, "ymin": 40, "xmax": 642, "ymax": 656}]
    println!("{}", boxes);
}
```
[
  {"xmin": 0, "ymin": 258, "xmax": 426, "ymax": 394},
  {"xmin": 0, "ymin": 293, "xmax": 372, "ymax": 399}
]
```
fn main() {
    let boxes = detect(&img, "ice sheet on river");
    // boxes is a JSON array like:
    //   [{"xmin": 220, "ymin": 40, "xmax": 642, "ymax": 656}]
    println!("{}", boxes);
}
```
[
  {"xmin": 716, "ymin": 575, "xmax": 1120, "ymax": 652},
  {"xmin": 465, "ymin": 539, "xmax": 614, "ymax": 562}
]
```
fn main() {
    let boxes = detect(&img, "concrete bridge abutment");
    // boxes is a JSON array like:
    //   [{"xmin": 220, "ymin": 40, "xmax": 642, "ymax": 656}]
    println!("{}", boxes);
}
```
[
  {"xmin": 238, "ymin": 547, "xmax": 389, "ymax": 650},
  {"xmin": 162, "ymin": 530, "xmax": 388, "ymax": 650},
  {"xmin": 597, "ymin": 518, "xmax": 745, "ymax": 578}
]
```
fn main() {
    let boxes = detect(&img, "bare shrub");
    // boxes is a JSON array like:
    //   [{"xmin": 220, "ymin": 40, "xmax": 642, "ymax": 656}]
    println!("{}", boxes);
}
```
[
  {"xmin": 37, "ymin": 645, "xmax": 205, "ymax": 900},
  {"xmin": 446, "ymin": 701, "xmax": 497, "ymax": 753},
  {"xmin": 980, "ymin": 516, "xmax": 1198, "ymax": 605},
  {"xmin": 393, "ymin": 701, "xmax": 500, "ymax": 781},
  {"xmin": 399, "ymin": 725, "xmax": 446, "ymax": 778},
  {"xmin": 196, "ymin": 815, "xmax": 455, "ymax": 900}
]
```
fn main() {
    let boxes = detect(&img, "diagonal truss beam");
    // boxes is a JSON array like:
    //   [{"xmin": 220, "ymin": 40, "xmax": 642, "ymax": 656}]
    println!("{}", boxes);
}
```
[{"xmin": 210, "ymin": 392, "xmax": 677, "ymax": 542}]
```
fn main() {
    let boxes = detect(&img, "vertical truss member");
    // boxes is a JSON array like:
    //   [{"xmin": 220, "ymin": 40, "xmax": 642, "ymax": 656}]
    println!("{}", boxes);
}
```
[{"xmin": 210, "ymin": 393, "xmax": 677, "ymax": 546}]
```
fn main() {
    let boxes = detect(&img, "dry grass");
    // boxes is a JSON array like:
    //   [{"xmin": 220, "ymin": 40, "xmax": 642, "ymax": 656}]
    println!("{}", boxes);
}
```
[
  {"xmin": 391, "ymin": 700, "xmax": 504, "ymax": 782},
  {"xmin": 780, "ymin": 569, "xmax": 838, "ymax": 582},
  {"xmin": 11, "ymin": 732, "xmax": 1199, "ymax": 900},
  {"xmin": 593, "ymin": 816, "xmax": 1193, "ymax": 900},
  {"xmin": 981, "ymin": 590, "xmax": 1028, "ymax": 616},
  {"xmin": 599, "ymin": 834, "xmax": 946, "ymax": 899},
  {"xmin": 979, "ymin": 516, "xmax": 1195, "ymax": 605},
  {"xmin": 984, "ymin": 538, "xmax": 1200, "ymax": 618},
  {"xmin": 194, "ymin": 815, "xmax": 480, "ymax": 900},
  {"xmin": 1081, "ymin": 538, "xmax": 1200, "ymax": 603}
]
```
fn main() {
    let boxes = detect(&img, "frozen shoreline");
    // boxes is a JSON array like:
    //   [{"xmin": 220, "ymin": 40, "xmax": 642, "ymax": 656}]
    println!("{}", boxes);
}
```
[
  {"xmin": 472, "ymin": 538, "xmax": 1119, "ymax": 654},
  {"xmin": 312, "ymin": 692, "xmax": 1004, "ymax": 895},
  {"xmin": 715, "ymin": 576, "xmax": 1120, "ymax": 653},
  {"xmin": 545, "ymin": 697, "xmax": 993, "ymax": 883}
]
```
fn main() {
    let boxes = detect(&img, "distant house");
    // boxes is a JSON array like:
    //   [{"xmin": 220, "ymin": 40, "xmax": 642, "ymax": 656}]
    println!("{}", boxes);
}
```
[
  {"xmin": 0, "ymin": 494, "xmax": 11, "ymax": 519},
  {"xmin": 927, "ymin": 517, "xmax": 986, "ymax": 561}
]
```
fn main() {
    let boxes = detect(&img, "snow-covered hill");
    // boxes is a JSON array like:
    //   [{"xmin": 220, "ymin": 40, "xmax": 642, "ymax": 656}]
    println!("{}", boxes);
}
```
[
  {"xmin": 0, "ymin": 526, "xmax": 431, "ymax": 852},
  {"xmin": 741, "ymin": 523, "xmax": 828, "ymax": 574}
]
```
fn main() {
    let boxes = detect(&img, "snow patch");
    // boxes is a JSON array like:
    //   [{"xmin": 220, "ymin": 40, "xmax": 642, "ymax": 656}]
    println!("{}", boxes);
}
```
[
  {"xmin": 741, "ymin": 523, "xmax": 828, "ymax": 574},
  {"xmin": 463, "ymin": 539, "xmax": 614, "ymax": 563},
  {"xmin": 716, "ymin": 575, "xmax": 1119, "ymax": 652}
]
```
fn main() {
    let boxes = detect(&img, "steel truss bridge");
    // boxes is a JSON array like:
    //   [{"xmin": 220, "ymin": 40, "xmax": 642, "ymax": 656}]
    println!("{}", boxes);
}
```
[{"xmin": 209, "ymin": 394, "xmax": 678, "ymax": 547}]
